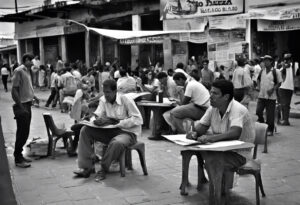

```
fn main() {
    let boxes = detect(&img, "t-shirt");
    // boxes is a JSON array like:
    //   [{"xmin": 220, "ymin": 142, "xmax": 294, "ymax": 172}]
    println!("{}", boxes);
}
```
[
  {"xmin": 280, "ymin": 64, "xmax": 294, "ymax": 90},
  {"xmin": 1, "ymin": 67, "xmax": 9, "ymax": 75},
  {"xmin": 258, "ymin": 68, "xmax": 282, "ymax": 100},
  {"xmin": 12, "ymin": 65, "xmax": 34, "ymax": 103},
  {"xmin": 185, "ymin": 79, "xmax": 210, "ymax": 107}
]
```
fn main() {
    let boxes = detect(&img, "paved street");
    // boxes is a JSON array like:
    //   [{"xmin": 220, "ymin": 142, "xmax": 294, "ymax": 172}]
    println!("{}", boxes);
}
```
[{"xmin": 1, "ymin": 83, "xmax": 300, "ymax": 205}]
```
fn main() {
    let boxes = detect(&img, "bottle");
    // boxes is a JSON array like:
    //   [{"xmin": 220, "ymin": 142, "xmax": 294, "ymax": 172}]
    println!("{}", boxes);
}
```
[
  {"xmin": 156, "ymin": 93, "xmax": 159, "ymax": 103},
  {"xmin": 158, "ymin": 90, "xmax": 163, "ymax": 103}
]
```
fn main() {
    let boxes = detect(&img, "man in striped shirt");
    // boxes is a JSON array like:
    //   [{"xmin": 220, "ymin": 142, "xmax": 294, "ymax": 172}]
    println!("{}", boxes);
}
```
[{"xmin": 187, "ymin": 79, "xmax": 255, "ymax": 204}]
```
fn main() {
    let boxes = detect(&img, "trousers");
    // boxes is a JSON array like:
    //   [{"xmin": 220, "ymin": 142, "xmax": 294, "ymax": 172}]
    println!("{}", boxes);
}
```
[
  {"xmin": 14, "ymin": 102, "xmax": 32, "ymax": 162},
  {"xmin": 77, "ymin": 126, "xmax": 136, "ymax": 170},
  {"xmin": 256, "ymin": 98, "xmax": 276, "ymax": 132}
]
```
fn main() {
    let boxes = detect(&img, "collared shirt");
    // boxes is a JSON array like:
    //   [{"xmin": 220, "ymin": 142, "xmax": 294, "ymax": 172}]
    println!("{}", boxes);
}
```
[
  {"xmin": 94, "ymin": 93, "xmax": 143, "ymax": 137},
  {"xmin": 12, "ymin": 65, "xmax": 34, "ymax": 103},
  {"xmin": 185, "ymin": 79, "xmax": 210, "ymax": 107},
  {"xmin": 280, "ymin": 64, "xmax": 294, "ymax": 90},
  {"xmin": 117, "ymin": 76, "xmax": 137, "ymax": 93},
  {"xmin": 197, "ymin": 99, "xmax": 255, "ymax": 160},
  {"xmin": 258, "ymin": 68, "xmax": 282, "ymax": 100}
]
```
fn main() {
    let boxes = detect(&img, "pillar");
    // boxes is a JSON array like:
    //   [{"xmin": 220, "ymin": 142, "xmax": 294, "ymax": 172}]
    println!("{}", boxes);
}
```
[
  {"xmin": 163, "ymin": 37, "xmax": 173, "ymax": 70},
  {"xmin": 131, "ymin": 14, "xmax": 141, "ymax": 70},
  {"xmin": 99, "ymin": 35, "xmax": 104, "ymax": 64},
  {"xmin": 60, "ymin": 35, "xmax": 67, "ymax": 62},
  {"xmin": 39, "ymin": 37, "xmax": 45, "ymax": 65},
  {"xmin": 17, "ymin": 40, "xmax": 22, "ymax": 64},
  {"xmin": 246, "ymin": 19, "xmax": 252, "ymax": 59},
  {"xmin": 85, "ymin": 31, "xmax": 90, "ymax": 68}
]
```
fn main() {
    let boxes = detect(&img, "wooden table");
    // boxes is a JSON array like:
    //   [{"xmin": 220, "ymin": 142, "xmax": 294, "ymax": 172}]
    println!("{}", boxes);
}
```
[
  {"xmin": 179, "ymin": 141, "xmax": 254, "ymax": 205},
  {"xmin": 137, "ymin": 101, "xmax": 175, "ymax": 140}
]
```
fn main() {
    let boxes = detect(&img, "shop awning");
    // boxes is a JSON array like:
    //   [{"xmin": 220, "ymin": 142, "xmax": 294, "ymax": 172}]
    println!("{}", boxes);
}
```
[
  {"xmin": 88, "ymin": 27, "xmax": 205, "ymax": 40},
  {"xmin": 0, "ymin": 44, "xmax": 16, "ymax": 52},
  {"xmin": 242, "ymin": 4, "xmax": 300, "ymax": 20}
]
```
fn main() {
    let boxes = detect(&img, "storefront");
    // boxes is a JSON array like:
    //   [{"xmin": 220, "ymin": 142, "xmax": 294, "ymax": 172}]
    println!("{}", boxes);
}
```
[{"xmin": 245, "ymin": 4, "xmax": 300, "ymax": 61}]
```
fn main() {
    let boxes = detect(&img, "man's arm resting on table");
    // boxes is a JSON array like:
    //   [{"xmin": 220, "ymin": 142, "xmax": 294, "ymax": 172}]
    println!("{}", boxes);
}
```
[
  {"xmin": 197, "ymin": 126, "xmax": 242, "ymax": 144},
  {"xmin": 186, "ymin": 123, "xmax": 209, "ymax": 140}
]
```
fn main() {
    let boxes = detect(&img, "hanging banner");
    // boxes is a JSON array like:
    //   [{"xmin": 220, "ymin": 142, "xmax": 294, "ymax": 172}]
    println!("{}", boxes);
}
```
[
  {"xmin": 257, "ymin": 19, "xmax": 300, "ymax": 31},
  {"xmin": 160, "ymin": 0, "xmax": 244, "ymax": 20},
  {"xmin": 244, "ymin": 4, "xmax": 300, "ymax": 20},
  {"xmin": 164, "ymin": 17, "xmax": 208, "ymax": 31},
  {"xmin": 208, "ymin": 15, "xmax": 246, "ymax": 30}
]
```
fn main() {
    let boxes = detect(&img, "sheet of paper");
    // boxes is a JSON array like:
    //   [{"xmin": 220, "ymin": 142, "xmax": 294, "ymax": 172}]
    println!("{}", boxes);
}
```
[
  {"xmin": 124, "ymin": 92, "xmax": 151, "ymax": 100},
  {"xmin": 162, "ymin": 134, "xmax": 200, "ymax": 146},
  {"xmin": 79, "ymin": 120, "xmax": 117, "ymax": 129},
  {"xmin": 196, "ymin": 140, "xmax": 244, "ymax": 149}
]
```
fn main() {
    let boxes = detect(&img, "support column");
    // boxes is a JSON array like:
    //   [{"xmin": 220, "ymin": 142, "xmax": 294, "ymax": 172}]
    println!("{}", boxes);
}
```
[
  {"xmin": 114, "ymin": 42, "xmax": 119, "ymax": 59},
  {"xmin": 99, "ymin": 35, "xmax": 104, "ymax": 64},
  {"xmin": 17, "ymin": 40, "xmax": 22, "ymax": 64},
  {"xmin": 60, "ymin": 35, "xmax": 67, "ymax": 62},
  {"xmin": 246, "ymin": 19, "xmax": 252, "ymax": 59},
  {"xmin": 131, "ymin": 14, "xmax": 141, "ymax": 71},
  {"xmin": 39, "ymin": 37, "xmax": 45, "ymax": 65},
  {"xmin": 163, "ymin": 37, "xmax": 172, "ymax": 71},
  {"xmin": 85, "ymin": 31, "xmax": 90, "ymax": 68}
]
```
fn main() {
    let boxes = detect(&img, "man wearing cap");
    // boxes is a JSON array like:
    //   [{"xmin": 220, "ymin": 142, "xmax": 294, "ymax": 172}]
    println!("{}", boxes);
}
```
[
  {"xmin": 256, "ymin": 55, "xmax": 282, "ymax": 136},
  {"xmin": 278, "ymin": 53, "xmax": 294, "ymax": 125}
]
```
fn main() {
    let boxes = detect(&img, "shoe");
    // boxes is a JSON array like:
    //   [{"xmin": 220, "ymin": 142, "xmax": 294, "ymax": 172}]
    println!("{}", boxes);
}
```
[
  {"xmin": 15, "ymin": 161, "xmax": 31, "ymax": 168},
  {"xmin": 21, "ymin": 157, "xmax": 32, "ymax": 163},
  {"xmin": 45, "ymin": 104, "xmax": 49, "ymax": 108},
  {"xmin": 278, "ymin": 120, "xmax": 290, "ymax": 126},
  {"xmin": 73, "ymin": 168, "xmax": 94, "ymax": 178},
  {"xmin": 267, "ymin": 131, "xmax": 273, "ymax": 136},
  {"xmin": 95, "ymin": 170, "xmax": 106, "ymax": 182}
]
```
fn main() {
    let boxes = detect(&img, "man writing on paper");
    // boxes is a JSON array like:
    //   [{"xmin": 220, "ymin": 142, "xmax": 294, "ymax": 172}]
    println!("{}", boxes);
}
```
[
  {"xmin": 186, "ymin": 79, "xmax": 255, "ymax": 204},
  {"xmin": 73, "ymin": 79, "xmax": 143, "ymax": 180}
]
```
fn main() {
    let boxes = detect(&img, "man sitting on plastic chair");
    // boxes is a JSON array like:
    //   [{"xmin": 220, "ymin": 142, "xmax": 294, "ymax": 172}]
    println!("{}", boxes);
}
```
[
  {"xmin": 73, "ymin": 79, "xmax": 143, "ymax": 180},
  {"xmin": 186, "ymin": 80, "xmax": 255, "ymax": 205}
]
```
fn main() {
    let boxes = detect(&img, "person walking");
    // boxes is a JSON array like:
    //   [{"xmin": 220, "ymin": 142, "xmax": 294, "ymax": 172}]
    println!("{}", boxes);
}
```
[
  {"xmin": 256, "ymin": 55, "xmax": 282, "ymax": 136},
  {"xmin": 278, "ymin": 53, "xmax": 295, "ymax": 125},
  {"xmin": 1, "ymin": 64, "xmax": 9, "ymax": 92},
  {"xmin": 11, "ymin": 53, "xmax": 40, "ymax": 168}
]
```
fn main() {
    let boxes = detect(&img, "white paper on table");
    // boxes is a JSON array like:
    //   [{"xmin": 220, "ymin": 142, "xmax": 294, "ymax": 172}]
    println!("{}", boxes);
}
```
[
  {"xmin": 79, "ymin": 120, "xmax": 117, "ymax": 129},
  {"xmin": 162, "ymin": 134, "xmax": 200, "ymax": 146},
  {"xmin": 196, "ymin": 140, "xmax": 244, "ymax": 149}
]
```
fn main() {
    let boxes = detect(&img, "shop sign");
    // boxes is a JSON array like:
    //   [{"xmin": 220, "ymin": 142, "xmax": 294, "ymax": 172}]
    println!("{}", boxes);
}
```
[
  {"xmin": 120, "ymin": 36, "xmax": 164, "ymax": 45},
  {"xmin": 208, "ymin": 15, "xmax": 246, "ymax": 30},
  {"xmin": 160, "ymin": 0, "xmax": 243, "ymax": 20},
  {"xmin": 247, "ymin": 5, "xmax": 300, "ymax": 21},
  {"xmin": 257, "ymin": 19, "xmax": 300, "ymax": 31}
]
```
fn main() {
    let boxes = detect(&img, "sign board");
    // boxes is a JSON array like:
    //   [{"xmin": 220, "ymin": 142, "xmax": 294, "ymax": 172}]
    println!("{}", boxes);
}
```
[
  {"xmin": 119, "ymin": 36, "xmax": 164, "ymax": 45},
  {"xmin": 257, "ymin": 19, "xmax": 300, "ymax": 31},
  {"xmin": 160, "ymin": 0, "xmax": 244, "ymax": 20},
  {"xmin": 209, "ymin": 15, "xmax": 246, "ymax": 30}
]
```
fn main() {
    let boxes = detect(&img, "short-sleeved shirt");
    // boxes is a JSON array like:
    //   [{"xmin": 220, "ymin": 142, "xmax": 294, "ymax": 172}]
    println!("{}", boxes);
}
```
[
  {"xmin": 258, "ymin": 68, "xmax": 282, "ymax": 100},
  {"xmin": 117, "ymin": 76, "xmax": 137, "ymax": 93},
  {"xmin": 12, "ymin": 65, "xmax": 34, "ymax": 103},
  {"xmin": 185, "ymin": 79, "xmax": 210, "ymax": 107},
  {"xmin": 197, "ymin": 99, "xmax": 255, "ymax": 160}
]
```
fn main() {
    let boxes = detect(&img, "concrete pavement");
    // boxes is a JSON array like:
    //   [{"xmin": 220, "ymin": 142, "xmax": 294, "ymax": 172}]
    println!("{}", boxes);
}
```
[{"xmin": 1, "ymin": 82, "xmax": 300, "ymax": 205}]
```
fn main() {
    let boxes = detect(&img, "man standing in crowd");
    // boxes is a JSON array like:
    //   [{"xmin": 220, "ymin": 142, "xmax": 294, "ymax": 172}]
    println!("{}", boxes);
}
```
[
  {"xmin": 256, "ymin": 55, "xmax": 282, "ymax": 136},
  {"xmin": 11, "ymin": 53, "xmax": 40, "ymax": 168},
  {"xmin": 186, "ymin": 79, "xmax": 254, "ymax": 205},
  {"xmin": 165, "ymin": 72, "xmax": 210, "ymax": 134},
  {"xmin": 278, "ymin": 53, "xmax": 294, "ymax": 126},
  {"xmin": 73, "ymin": 79, "xmax": 143, "ymax": 180},
  {"xmin": 201, "ymin": 59, "xmax": 214, "ymax": 90},
  {"xmin": 31, "ymin": 55, "xmax": 40, "ymax": 88}
]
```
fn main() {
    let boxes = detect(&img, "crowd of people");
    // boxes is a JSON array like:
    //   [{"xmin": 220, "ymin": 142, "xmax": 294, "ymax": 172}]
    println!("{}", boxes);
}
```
[{"xmin": 6, "ymin": 51, "xmax": 300, "ymax": 204}]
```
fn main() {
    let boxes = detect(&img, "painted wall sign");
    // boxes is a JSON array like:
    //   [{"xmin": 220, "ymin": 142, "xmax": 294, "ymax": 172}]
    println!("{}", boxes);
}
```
[
  {"xmin": 257, "ymin": 19, "xmax": 300, "ymax": 31},
  {"xmin": 160, "ymin": 0, "xmax": 243, "ymax": 19},
  {"xmin": 245, "ymin": 5, "xmax": 300, "ymax": 20},
  {"xmin": 119, "ymin": 36, "xmax": 164, "ymax": 45}
]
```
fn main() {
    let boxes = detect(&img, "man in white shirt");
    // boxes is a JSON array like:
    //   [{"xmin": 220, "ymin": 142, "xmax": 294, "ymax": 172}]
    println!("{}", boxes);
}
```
[
  {"xmin": 186, "ymin": 79, "xmax": 255, "ymax": 205},
  {"xmin": 256, "ymin": 55, "xmax": 282, "ymax": 136},
  {"xmin": 73, "ymin": 79, "xmax": 143, "ymax": 180},
  {"xmin": 166, "ymin": 72, "xmax": 210, "ymax": 134},
  {"xmin": 31, "ymin": 56, "xmax": 40, "ymax": 88},
  {"xmin": 278, "ymin": 53, "xmax": 294, "ymax": 125},
  {"xmin": 117, "ymin": 67, "xmax": 137, "ymax": 93}
]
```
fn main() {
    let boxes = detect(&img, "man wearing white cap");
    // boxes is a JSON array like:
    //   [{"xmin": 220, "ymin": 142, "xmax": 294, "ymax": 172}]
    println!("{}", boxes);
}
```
[{"xmin": 256, "ymin": 55, "xmax": 282, "ymax": 136}]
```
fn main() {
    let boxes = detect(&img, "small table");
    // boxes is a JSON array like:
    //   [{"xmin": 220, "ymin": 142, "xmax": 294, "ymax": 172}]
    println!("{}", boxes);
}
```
[
  {"xmin": 137, "ymin": 101, "xmax": 175, "ymax": 140},
  {"xmin": 179, "ymin": 141, "xmax": 254, "ymax": 204}
]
